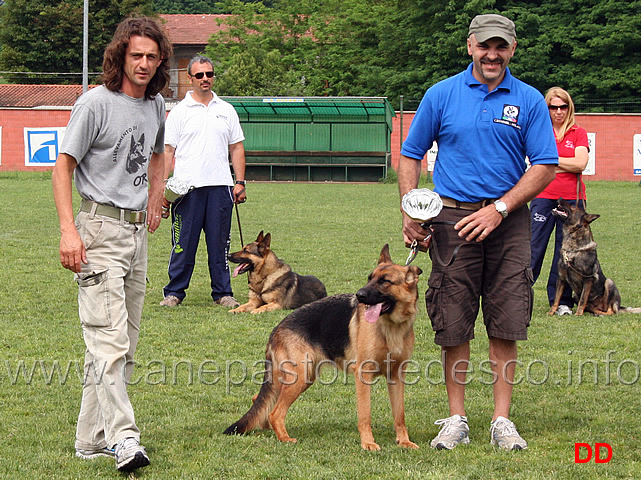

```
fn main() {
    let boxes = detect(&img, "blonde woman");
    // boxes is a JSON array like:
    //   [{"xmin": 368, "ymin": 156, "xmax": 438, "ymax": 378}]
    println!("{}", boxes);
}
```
[{"xmin": 530, "ymin": 87, "xmax": 589, "ymax": 315}]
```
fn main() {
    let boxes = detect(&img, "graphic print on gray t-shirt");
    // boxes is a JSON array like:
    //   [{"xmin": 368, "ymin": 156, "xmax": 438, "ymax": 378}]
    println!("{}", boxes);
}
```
[{"xmin": 126, "ymin": 133, "xmax": 147, "ymax": 174}]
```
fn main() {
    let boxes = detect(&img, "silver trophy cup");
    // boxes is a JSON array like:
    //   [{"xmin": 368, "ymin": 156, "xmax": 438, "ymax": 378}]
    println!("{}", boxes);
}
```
[{"xmin": 401, "ymin": 188, "xmax": 443, "ymax": 265}]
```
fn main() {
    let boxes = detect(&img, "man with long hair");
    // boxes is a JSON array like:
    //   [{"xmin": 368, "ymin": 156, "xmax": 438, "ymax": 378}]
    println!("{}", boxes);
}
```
[{"xmin": 52, "ymin": 16, "xmax": 172, "ymax": 472}]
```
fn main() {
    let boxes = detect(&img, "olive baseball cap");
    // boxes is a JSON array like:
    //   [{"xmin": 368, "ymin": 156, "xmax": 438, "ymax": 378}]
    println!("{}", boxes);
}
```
[{"xmin": 468, "ymin": 14, "xmax": 516, "ymax": 44}]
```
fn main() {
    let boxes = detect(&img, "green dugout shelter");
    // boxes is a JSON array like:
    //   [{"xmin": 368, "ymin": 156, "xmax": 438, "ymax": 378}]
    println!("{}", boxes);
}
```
[{"xmin": 222, "ymin": 96, "xmax": 395, "ymax": 182}]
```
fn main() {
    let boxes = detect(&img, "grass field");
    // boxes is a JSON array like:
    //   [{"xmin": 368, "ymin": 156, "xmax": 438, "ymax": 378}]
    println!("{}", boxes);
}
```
[{"xmin": 1, "ymin": 171, "xmax": 640, "ymax": 479}]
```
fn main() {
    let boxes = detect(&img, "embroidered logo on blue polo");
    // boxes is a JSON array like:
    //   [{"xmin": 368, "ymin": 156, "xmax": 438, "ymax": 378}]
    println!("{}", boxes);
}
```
[{"xmin": 493, "ymin": 104, "xmax": 521, "ymax": 130}]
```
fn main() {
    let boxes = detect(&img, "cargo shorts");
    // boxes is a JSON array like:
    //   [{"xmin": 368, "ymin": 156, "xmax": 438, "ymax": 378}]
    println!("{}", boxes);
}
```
[{"xmin": 424, "ymin": 204, "xmax": 533, "ymax": 347}]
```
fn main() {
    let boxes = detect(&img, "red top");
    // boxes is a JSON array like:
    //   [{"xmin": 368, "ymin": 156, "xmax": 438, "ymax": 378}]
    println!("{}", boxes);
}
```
[{"xmin": 537, "ymin": 124, "xmax": 589, "ymax": 200}]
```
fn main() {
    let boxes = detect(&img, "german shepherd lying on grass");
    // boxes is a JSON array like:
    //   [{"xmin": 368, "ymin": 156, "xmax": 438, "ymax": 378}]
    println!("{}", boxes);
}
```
[
  {"xmin": 228, "ymin": 231, "xmax": 327, "ymax": 314},
  {"xmin": 224, "ymin": 245, "xmax": 422, "ymax": 451},
  {"xmin": 549, "ymin": 199, "xmax": 641, "ymax": 316}
]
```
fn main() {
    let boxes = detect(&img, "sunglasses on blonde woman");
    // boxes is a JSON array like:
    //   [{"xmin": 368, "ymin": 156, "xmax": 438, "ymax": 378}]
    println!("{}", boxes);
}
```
[{"xmin": 548, "ymin": 104, "xmax": 569, "ymax": 111}]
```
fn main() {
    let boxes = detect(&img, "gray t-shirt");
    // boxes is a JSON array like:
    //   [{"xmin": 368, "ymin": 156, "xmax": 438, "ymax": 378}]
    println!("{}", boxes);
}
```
[{"xmin": 61, "ymin": 85, "xmax": 165, "ymax": 211}]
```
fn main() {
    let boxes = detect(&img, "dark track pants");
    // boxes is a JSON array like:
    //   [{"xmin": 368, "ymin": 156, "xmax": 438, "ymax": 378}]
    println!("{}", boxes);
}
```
[
  {"xmin": 530, "ymin": 198, "xmax": 578, "ymax": 307},
  {"xmin": 163, "ymin": 186, "xmax": 234, "ymax": 302}
]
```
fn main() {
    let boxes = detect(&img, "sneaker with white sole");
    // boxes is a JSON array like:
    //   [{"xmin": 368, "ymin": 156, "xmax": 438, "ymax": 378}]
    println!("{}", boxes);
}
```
[
  {"xmin": 430, "ymin": 414, "xmax": 470, "ymax": 450},
  {"xmin": 490, "ymin": 416, "xmax": 528, "ymax": 450},
  {"xmin": 75, "ymin": 446, "xmax": 115, "ymax": 460},
  {"xmin": 160, "ymin": 295, "xmax": 182, "ymax": 307},
  {"xmin": 555, "ymin": 305, "xmax": 573, "ymax": 316},
  {"xmin": 114, "ymin": 437, "xmax": 150, "ymax": 472},
  {"xmin": 214, "ymin": 296, "xmax": 240, "ymax": 308}
]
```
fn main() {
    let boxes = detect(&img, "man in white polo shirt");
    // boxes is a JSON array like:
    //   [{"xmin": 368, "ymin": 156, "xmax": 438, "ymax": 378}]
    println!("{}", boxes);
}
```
[{"xmin": 160, "ymin": 55, "xmax": 247, "ymax": 308}]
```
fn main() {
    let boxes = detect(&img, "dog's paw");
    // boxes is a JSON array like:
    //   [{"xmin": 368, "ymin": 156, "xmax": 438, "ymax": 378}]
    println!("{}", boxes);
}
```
[
  {"xmin": 251, "ymin": 303, "xmax": 280, "ymax": 314},
  {"xmin": 361, "ymin": 441, "xmax": 381, "ymax": 451},
  {"xmin": 229, "ymin": 304, "xmax": 253, "ymax": 314},
  {"xmin": 398, "ymin": 440, "xmax": 419, "ymax": 449},
  {"xmin": 278, "ymin": 436, "xmax": 297, "ymax": 444}
]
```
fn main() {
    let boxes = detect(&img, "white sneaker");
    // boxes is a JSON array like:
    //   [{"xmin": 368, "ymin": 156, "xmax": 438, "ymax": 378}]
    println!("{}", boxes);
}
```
[
  {"xmin": 555, "ymin": 305, "xmax": 573, "ymax": 316},
  {"xmin": 490, "ymin": 416, "xmax": 528, "ymax": 450},
  {"xmin": 114, "ymin": 437, "xmax": 150, "ymax": 472},
  {"xmin": 430, "ymin": 414, "xmax": 470, "ymax": 450},
  {"xmin": 75, "ymin": 446, "xmax": 115, "ymax": 460}
]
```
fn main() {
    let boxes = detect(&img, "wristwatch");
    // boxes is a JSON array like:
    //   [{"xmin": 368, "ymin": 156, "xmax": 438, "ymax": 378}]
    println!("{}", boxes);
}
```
[
  {"xmin": 494, "ymin": 200, "xmax": 508, "ymax": 219},
  {"xmin": 235, "ymin": 180, "xmax": 246, "ymax": 186}
]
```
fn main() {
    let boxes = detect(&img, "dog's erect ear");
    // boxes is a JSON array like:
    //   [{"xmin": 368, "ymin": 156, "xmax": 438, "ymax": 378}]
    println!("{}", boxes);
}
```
[
  {"xmin": 584, "ymin": 213, "xmax": 600, "ymax": 224},
  {"xmin": 257, "ymin": 232, "xmax": 271, "ymax": 254},
  {"xmin": 256, "ymin": 230, "xmax": 264, "ymax": 243},
  {"xmin": 405, "ymin": 265, "xmax": 422, "ymax": 285},
  {"xmin": 378, "ymin": 244, "xmax": 392, "ymax": 265}
]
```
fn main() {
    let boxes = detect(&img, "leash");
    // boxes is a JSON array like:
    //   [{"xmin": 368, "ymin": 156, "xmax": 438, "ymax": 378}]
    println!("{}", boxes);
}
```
[
  {"xmin": 405, "ymin": 239, "xmax": 425, "ymax": 266},
  {"xmin": 563, "ymin": 251, "xmax": 598, "ymax": 279},
  {"xmin": 235, "ymin": 202, "xmax": 244, "ymax": 247},
  {"xmin": 405, "ymin": 220, "xmax": 463, "ymax": 267},
  {"xmin": 576, "ymin": 173, "xmax": 586, "ymax": 210}
]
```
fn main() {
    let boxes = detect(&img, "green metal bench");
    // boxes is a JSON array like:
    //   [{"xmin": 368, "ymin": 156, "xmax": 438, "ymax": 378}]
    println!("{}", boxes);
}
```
[{"xmin": 244, "ymin": 150, "xmax": 388, "ymax": 182}]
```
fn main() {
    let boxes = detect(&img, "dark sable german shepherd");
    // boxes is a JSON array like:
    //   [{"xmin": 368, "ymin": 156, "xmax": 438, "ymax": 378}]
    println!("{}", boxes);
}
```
[
  {"xmin": 224, "ymin": 245, "xmax": 422, "ymax": 451},
  {"xmin": 549, "ymin": 199, "xmax": 641, "ymax": 316},
  {"xmin": 228, "ymin": 231, "xmax": 327, "ymax": 314}
]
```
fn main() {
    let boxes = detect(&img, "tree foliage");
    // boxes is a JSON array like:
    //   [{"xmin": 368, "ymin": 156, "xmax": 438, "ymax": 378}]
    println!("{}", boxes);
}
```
[
  {"xmin": 206, "ymin": 0, "xmax": 640, "ymax": 108},
  {"xmin": 151, "ymin": 0, "xmax": 271, "ymax": 14},
  {"xmin": 0, "ymin": 0, "xmax": 638, "ymax": 107},
  {"xmin": 205, "ymin": 0, "xmax": 320, "ymax": 96},
  {"xmin": 0, "ymin": 0, "xmax": 155, "ymax": 84}
]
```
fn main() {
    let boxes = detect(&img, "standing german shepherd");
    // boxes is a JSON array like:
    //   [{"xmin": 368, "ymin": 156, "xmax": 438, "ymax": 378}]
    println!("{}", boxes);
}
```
[
  {"xmin": 224, "ymin": 245, "xmax": 422, "ymax": 451},
  {"xmin": 228, "ymin": 231, "xmax": 327, "ymax": 313},
  {"xmin": 548, "ymin": 199, "xmax": 641, "ymax": 316}
]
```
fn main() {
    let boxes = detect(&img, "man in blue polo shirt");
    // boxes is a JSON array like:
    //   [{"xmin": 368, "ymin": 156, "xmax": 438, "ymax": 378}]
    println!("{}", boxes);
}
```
[{"xmin": 398, "ymin": 13, "xmax": 557, "ymax": 451}]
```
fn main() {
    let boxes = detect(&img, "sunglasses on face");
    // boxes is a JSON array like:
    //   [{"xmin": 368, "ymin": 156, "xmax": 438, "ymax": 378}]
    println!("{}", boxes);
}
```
[
  {"xmin": 191, "ymin": 71, "xmax": 214, "ymax": 79},
  {"xmin": 548, "ymin": 104, "xmax": 569, "ymax": 111}
]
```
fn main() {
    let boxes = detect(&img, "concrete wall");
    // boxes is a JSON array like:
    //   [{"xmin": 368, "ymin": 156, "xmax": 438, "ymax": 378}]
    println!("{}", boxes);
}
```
[{"xmin": 2, "ymin": 107, "xmax": 641, "ymax": 181}]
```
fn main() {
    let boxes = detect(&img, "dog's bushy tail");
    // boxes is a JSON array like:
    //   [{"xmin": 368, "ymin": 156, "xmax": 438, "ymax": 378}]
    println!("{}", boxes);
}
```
[
  {"xmin": 223, "ymin": 347, "xmax": 280, "ymax": 435},
  {"xmin": 619, "ymin": 306, "xmax": 641, "ymax": 314}
]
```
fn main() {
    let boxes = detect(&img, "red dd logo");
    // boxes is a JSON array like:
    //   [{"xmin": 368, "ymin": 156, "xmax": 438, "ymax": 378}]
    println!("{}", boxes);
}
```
[{"xmin": 575, "ymin": 443, "xmax": 613, "ymax": 463}]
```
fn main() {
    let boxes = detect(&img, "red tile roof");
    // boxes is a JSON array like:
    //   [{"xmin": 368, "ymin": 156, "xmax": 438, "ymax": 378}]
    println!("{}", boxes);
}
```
[
  {"xmin": 160, "ymin": 14, "xmax": 231, "ymax": 45},
  {"xmin": 0, "ymin": 15, "xmax": 233, "ymax": 108},
  {"xmin": 0, "ymin": 84, "xmax": 99, "ymax": 108}
]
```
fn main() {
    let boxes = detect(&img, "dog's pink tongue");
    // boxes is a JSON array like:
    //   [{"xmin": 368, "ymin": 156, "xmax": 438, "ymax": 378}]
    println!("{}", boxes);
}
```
[
  {"xmin": 232, "ymin": 265, "xmax": 244, "ymax": 278},
  {"xmin": 365, "ymin": 303, "xmax": 383, "ymax": 323}
]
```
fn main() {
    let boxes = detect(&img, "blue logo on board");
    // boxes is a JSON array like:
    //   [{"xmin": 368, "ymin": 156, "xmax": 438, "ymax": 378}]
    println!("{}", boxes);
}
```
[{"xmin": 27, "ymin": 130, "xmax": 59, "ymax": 164}]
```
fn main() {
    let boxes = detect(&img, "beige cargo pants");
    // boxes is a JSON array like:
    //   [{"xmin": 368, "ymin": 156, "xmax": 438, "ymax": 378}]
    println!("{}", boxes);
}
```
[{"xmin": 73, "ymin": 210, "xmax": 147, "ymax": 450}]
